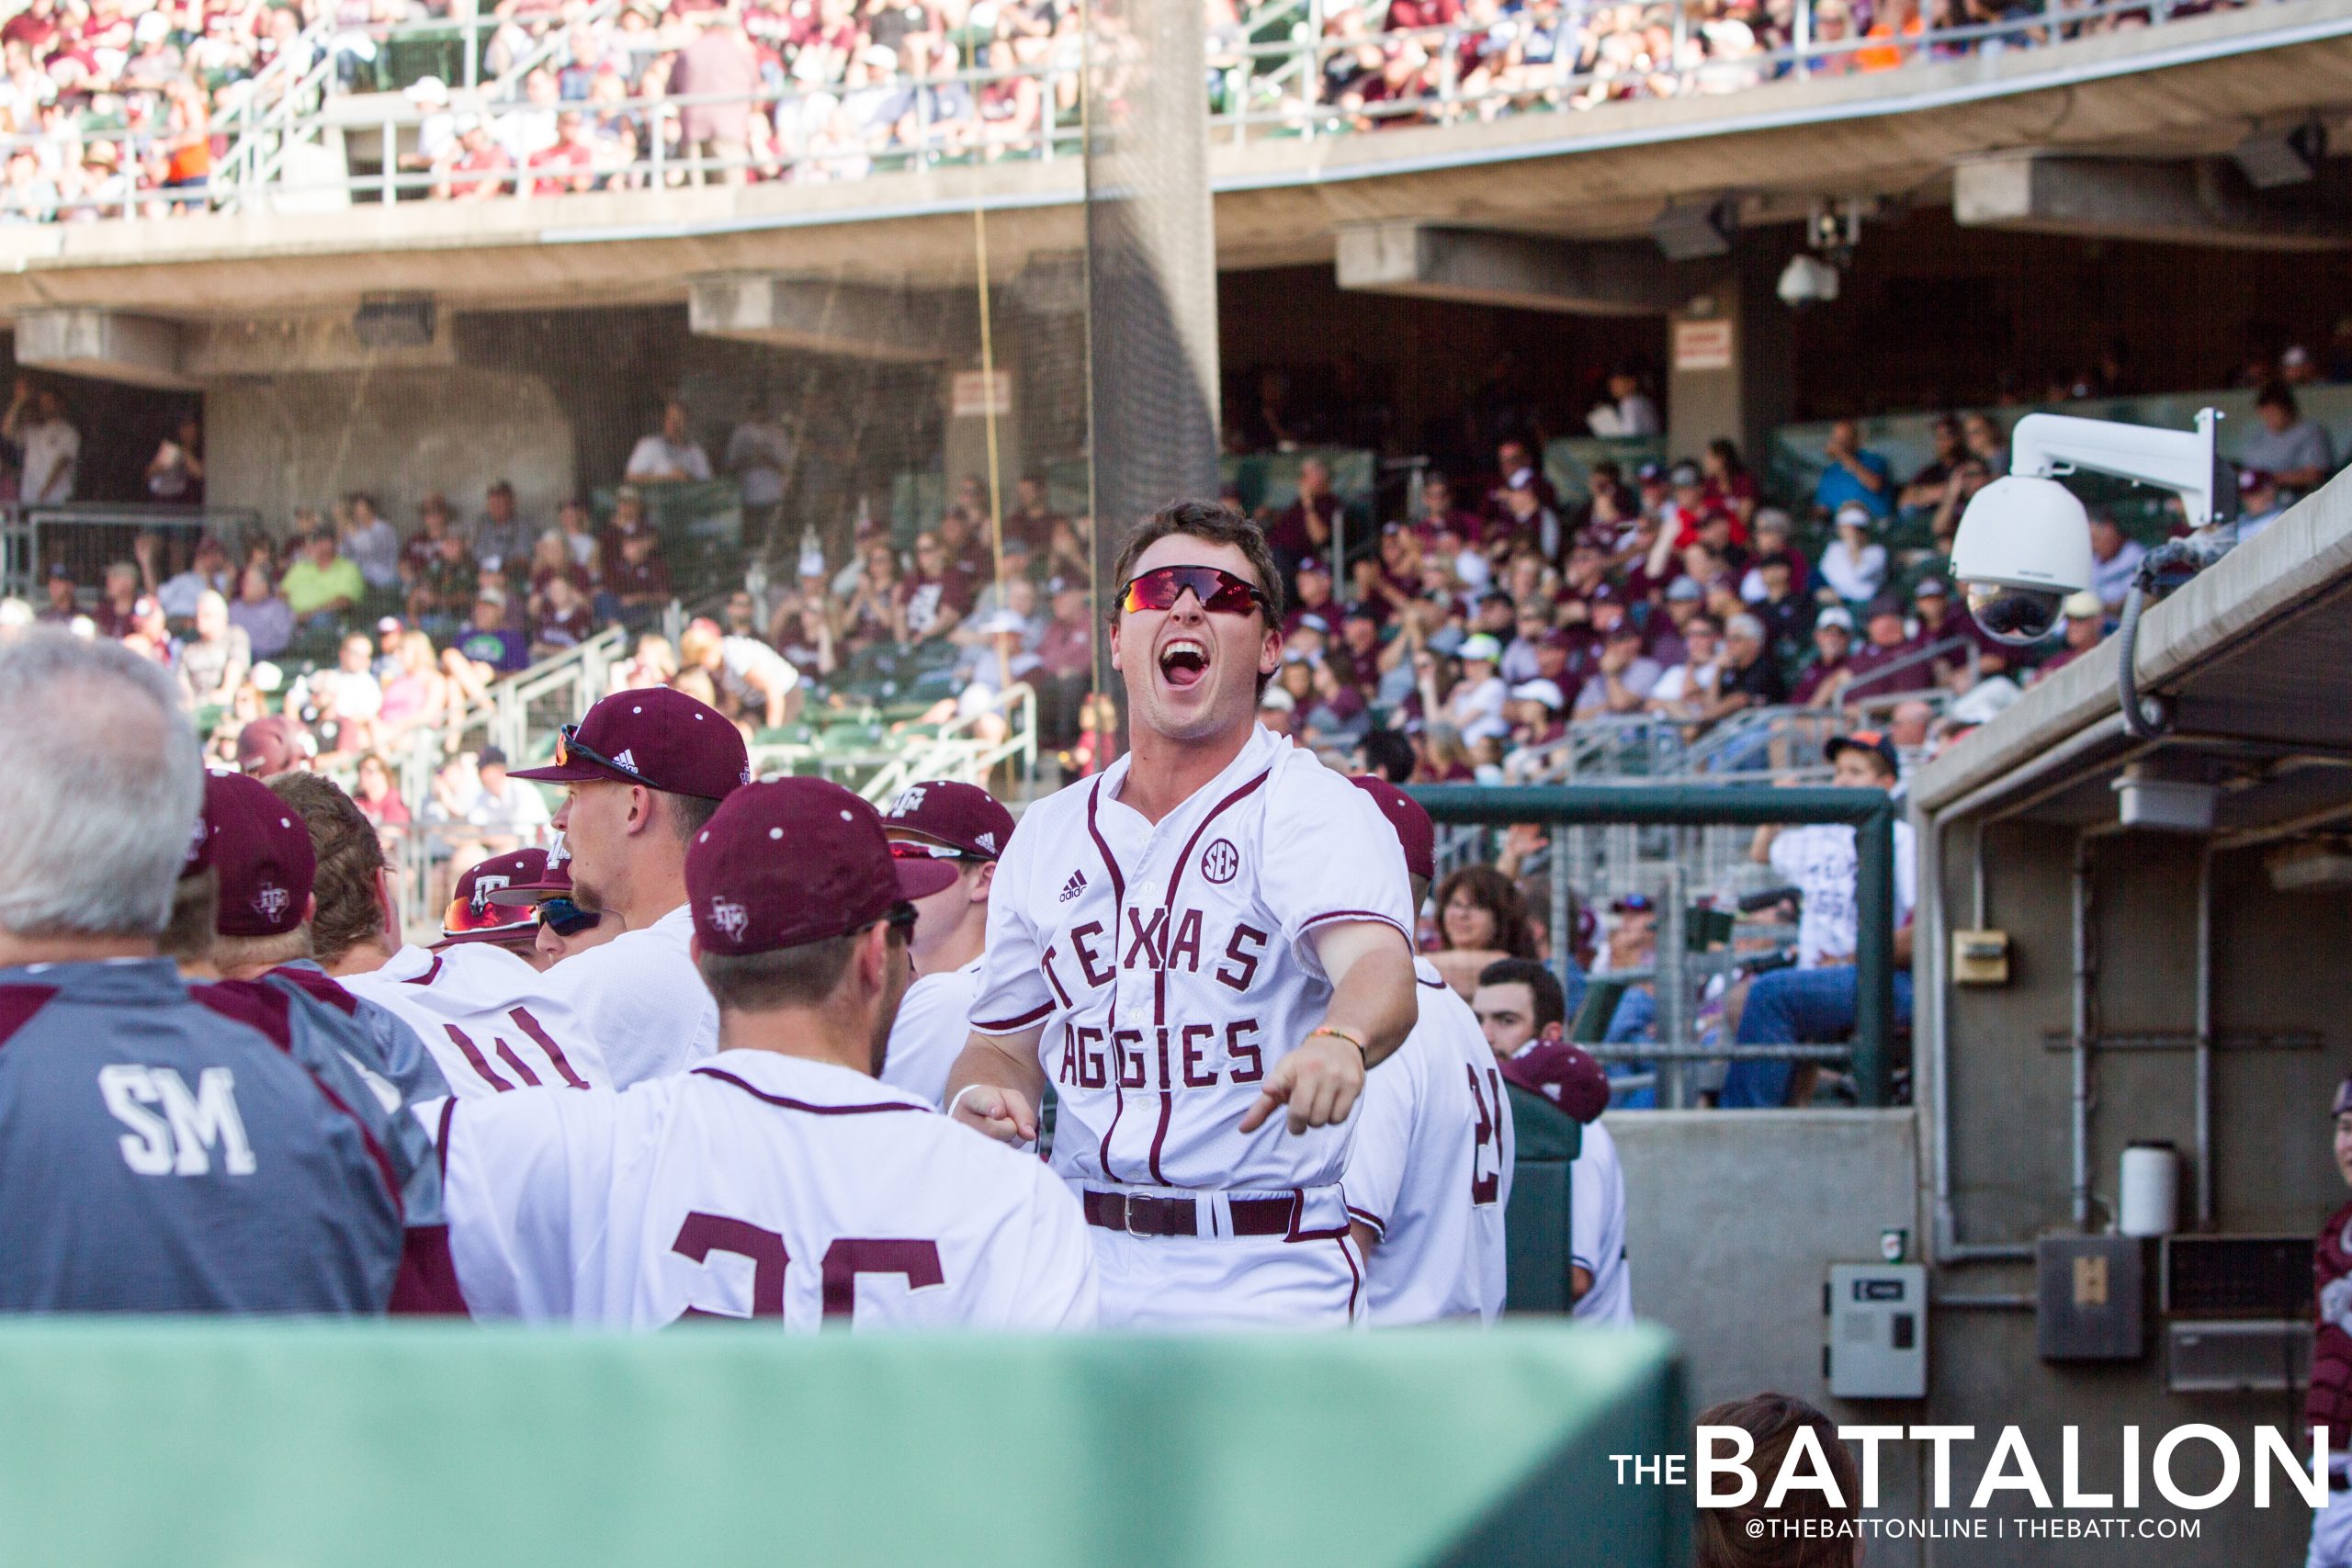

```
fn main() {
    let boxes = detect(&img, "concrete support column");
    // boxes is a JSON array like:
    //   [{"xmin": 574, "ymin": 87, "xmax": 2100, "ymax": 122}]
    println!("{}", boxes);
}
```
[{"xmin": 1665, "ymin": 250, "xmax": 1792, "ymax": 468}]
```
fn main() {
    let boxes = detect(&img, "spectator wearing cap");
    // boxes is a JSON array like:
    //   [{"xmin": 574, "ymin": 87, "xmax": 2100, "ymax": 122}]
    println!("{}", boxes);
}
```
[
  {"xmin": 0, "ymin": 634, "xmax": 416, "ymax": 1314},
  {"xmin": 2236, "ymin": 468, "xmax": 2287, "ymax": 545},
  {"xmin": 2243, "ymin": 383, "xmax": 2333, "ymax": 495},
  {"xmin": 876, "ymin": 781, "xmax": 1014, "ymax": 1107},
  {"xmin": 2086, "ymin": 511, "xmax": 2147, "ymax": 615},
  {"xmin": 1910, "ymin": 575, "xmax": 2005, "ymax": 682},
  {"xmin": 2030, "ymin": 592, "xmax": 2109, "ymax": 682},
  {"xmin": 1443, "ymin": 633, "xmax": 1510, "ymax": 744},
  {"xmin": 1645, "ymin": 576, "xmax": 1707, "ymax": 669},
  {"xmin": 1727, "ymin": 730, "xmax": 1916, "ymax": 1109},
  {"xmin": 452, "ymin": 587, "xmax": 526, "ymax": 675},
  {"xmin": 1840, "ymin": 595, "xmax": 1935, "ymax": 705},
  {"xmin": 430, "ymin": 775, "xmax": 1098, "ymax": 1330},
  {"xmin": 1813, "ymin": 418, "xmax": 1893, "ymax": 522},
  {"xmin": 1502, "ymin": 678, "xmax": 1567, "ymax": 770},
  {"xmin": 510, "ymin": 686, "xmax": 749, "ymax": 1085},
  {"xmin": 1283, "ymin": 554, "xmax": 1339, "ymax": 640},
  {"xmin": 1573, "ymin": 615, "xmax": 1663, "ymax": 720},
  {"xmin": 237, "ymin": 714, "xmax": 311, "ymax": 776},
  {"xmin": 38, "ymin": 561, "xmax": 76, "ymax": 624},
  {"xmin": 121, "ymin": 594, "xmax": 175, "ymax": 668},
  {"xmin": 1471, "ymin": 957, "xmax": 1632, "ymax": 1323},
  {"xmin": 625, "ymin": 399, "xmax": 713, "ymax": 485},
  {"xmin": 1817, "ymin": 502, "xmax": 1886, "ymax": 605},
  {"xmin": 1792, "ymin": 606, "xmax": 1856, "ymax": 707}
]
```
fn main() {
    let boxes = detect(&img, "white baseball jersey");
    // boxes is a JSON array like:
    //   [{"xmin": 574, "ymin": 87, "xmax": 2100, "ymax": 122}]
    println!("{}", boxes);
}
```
[
  {"xmin": 538, "ymin": 904, "xmax": 715, "ymax": 1086},
  {"xmin": 1344, "ymin": 958, "xmax": 1512, "ymax": 1325},
  {"xmin": 1570, "ymin": 1118, "xmax": 1634, "ymax": 1325},
  {"xmin": 343, "ymin": 942, "xmax": 610, "ymax": 1097},
  {"xmin": 432, "ymin": 1049, "xmax": 1099, "ymax": 1330},
  {"xmin": 970, "ymin": 723, "xmax": 1414, "ymax": 1193},
  {"xmin": 881, "ymin": 957, "xmax": 981, "ymax": 1109}
]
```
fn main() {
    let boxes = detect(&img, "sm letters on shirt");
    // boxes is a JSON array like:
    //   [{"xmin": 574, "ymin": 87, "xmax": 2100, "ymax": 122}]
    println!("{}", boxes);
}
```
[{"xmin": 98, "ymin": 1065, "xmax": 258, "ymax": 1176}]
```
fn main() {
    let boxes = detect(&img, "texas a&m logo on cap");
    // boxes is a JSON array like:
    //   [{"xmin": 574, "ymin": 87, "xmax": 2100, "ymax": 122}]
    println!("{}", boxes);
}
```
[
  {"xmin": 888, "ymin": 785, "xmax": 928, "ymax": 818},
  {"xmin": 252, "ymin": 882, "xmax": 290, "ymax": 923},
  {"xmin": 469, "ymin": 874, "xmax": 510, "ymax": 915},
  {"xmin": 708, "ymin": 896, "xmax": 750, "ymax": 942}
]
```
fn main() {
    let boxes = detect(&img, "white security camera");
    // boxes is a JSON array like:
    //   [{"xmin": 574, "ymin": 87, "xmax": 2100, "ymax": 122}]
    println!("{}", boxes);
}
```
[
  {"xmin": 1950, "ymin": 476, "xmax": 2092, "ymax": 644},
  {"xmin": 1951, "ymin": 409, "xmax": 2231, "ymax": 645},
  {"xmin": 1776, "ymin": 254, "xmax": 1839, "ymax": 309}
]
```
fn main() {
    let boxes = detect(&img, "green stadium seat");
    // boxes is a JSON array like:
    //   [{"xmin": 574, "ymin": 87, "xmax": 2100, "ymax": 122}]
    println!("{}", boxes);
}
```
[
  {"xmin": 1502, "ymin": 1082, "xmax": 1581, "ymax": 1315},
  {"xmin": 1568, "ymin": 976, "xmax": 1627, "ymax": 1044}
]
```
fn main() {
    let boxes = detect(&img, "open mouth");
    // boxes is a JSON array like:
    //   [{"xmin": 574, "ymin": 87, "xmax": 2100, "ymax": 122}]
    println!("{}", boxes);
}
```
[{"xmin": 1158, "ymin": 637, "xmax": 1209, "ymax": 691}]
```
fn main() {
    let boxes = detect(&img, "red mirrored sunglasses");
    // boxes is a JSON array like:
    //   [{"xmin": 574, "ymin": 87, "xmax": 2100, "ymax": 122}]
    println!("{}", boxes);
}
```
[
  {"xmin": 1117, "ymin": 565, "xmax": 1272, "ymax": 618},
  {"xmin": 443, "ymin": 894, "xmax": 537, "ymax": 938}
]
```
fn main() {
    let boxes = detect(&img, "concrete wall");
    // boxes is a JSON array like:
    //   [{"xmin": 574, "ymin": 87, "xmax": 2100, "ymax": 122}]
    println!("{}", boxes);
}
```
[{"xmin": 206, "ymin": 366, "xmax": 576, "ymax": 532}]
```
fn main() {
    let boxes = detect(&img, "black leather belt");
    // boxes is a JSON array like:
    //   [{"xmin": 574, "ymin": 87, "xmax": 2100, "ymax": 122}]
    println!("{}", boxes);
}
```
[{"xmin": 1081, "ymin": 1190, "xmax": 1298, "ymax": 1238}]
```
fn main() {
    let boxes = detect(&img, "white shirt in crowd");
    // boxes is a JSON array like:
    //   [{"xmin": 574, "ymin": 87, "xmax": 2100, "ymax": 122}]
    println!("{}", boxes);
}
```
[
  {"xmin": 18, "ymin": 414, "xmax": 79, "ymax": 504},
  {"xmin": 1768, "ymin": 819, "xmax": 1918, "ymax": 970},
  {"xmin": 1570, "ymin": 1118, "xmax": 1634, "ymax": 1325},
  {"xmin": 539, "ymin": 903, "xmax": 715, "ymax": 1086},
  {"xmin": 432, "ymin": 1049, "xmax": 1100, "ymax": 1330},
  {"xmin": 625, "ymin": 434, "xmax": 713, "ymax": 483},
  {"xmin": 345, "ymin": 942, "xmax": 610, "ymax": 1096},
  {"xmin": 717, "ymin": 635, "xmax": 799, "ymax": 709},
  {"xmin": 1343, "ymin": 959, "xmax": 1513, "ymax": 1325},
  {"xmin": 879, "ymin": 956, "xmax": 981, "ymax": 1109},
  {"xmin": 2090, "ymin": 537, "xmax": 2147, "ymax": 610},
  {"xmin": 1646, "ymin": 660, "xmax": 1721, "ymax": 708},
  {"xmin": 1817, "ymin": 537, "xmax": 1887, "ymax": 604},
  {"xmin": 725, "ymin": 419, "xmax": 795, "ymax": 510},
  {"xmin": 1445, "ymin": 672, "xmax": 1510, "ymax": 744}
]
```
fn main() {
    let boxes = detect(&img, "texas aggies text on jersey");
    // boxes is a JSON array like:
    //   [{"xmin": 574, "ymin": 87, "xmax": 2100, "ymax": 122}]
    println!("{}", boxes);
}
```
[
  {"xmin": 432, "ymin": 1050, "xmax": 1098, "ymax": 1330},
  {"xmin": 344, "ymin": 942, "xmax": 608, "ymax": 1097},
  {"xmin": 970, "ymin": 724, "xmax": 1414, "ymax": 1195},
  {"xmin": 1343, "ymin": 957, "xmax": 1513, "ymax": 1325}
]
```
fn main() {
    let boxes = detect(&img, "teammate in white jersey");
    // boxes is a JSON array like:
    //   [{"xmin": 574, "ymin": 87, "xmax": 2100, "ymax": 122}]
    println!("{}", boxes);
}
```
[
  {"xmin": 949, "ymin": 501, "xmax": 1419, "ymax": 1329},
  {"xmin": 877, "ymin": 780, "xmax": 1013, "ymax": 1107},
  {"xmin": 430, "ymin": 775, "xmax": 1098, "ymax": 1330},
  {"xmin": 433, "ymin": 848, "xmax": 559, "ymax": 970},
  {"xmin": 1476, "ymin": 959, "xmax": 1634, "ymax": 1325},
  {"xmin": 1340, "ymin": 777, "xmax": 1511, "ymax": 1325},
  {"xmin": 264, "ymin": 772, "xmax": 608, "ymax": 1097},
  {"xmin": 481, "ymin": 834, "xmax": 618, "ymax": 966},
  {"xmin": 509, "ymin": 687, "xmax": 751, "ymax": 1085}
]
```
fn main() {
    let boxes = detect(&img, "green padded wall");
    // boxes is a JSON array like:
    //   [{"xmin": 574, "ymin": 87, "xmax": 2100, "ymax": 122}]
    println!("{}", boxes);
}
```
[{"xmin": 0, "ymin": 1320, "xmax": 1684, "ymax": 1568}]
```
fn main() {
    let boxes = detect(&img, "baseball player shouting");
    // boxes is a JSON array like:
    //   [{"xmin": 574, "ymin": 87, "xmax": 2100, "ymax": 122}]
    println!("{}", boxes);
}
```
[
  {"xmin": 878, "ymin": 780, "xmax": 1014, "ymax": 1107},
  {"xmin": 509, "ymin": 687, "xmax": 751, "ymax": 1085},
  {"xmin": 1341, "ymin": 777, "xmax": 1512, "ymax": 1325},
  {"xmin": 265, "ymin": 773, "xmax": 608, "ymax": 1098},
  {"xmin": 947, "ymin": 500, "xmax": 1419, "ymax": 1329},
  {"xmin": 430, "ymin": 777, "xmax": 1098, "ymax": 1330}
]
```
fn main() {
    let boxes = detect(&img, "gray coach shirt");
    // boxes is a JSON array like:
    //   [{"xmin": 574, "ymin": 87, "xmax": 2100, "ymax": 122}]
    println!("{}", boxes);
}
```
[{"xmin": 0, "ymin": 958, "xmax": 403, "ymax": 1313}]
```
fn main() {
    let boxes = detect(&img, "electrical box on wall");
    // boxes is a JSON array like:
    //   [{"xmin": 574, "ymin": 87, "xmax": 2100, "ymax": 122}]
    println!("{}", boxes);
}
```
[
  {"xmin": 2036, "ymin": 1235, "xmax": 2144, "ymax": 1361},
  {"xmin": 1951, "ymin": 929, "xmax": 2010, "ymax": 986},
  {"xmin": 1825, "ymin": 1264, "xmax": 1927, "ymax": 1398}
]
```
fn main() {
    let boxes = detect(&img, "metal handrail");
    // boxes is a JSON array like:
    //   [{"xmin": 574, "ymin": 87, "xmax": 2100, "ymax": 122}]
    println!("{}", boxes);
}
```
[{"xmin": 0, "ymin": 0, "xmax": 2278, "ymax": 220}]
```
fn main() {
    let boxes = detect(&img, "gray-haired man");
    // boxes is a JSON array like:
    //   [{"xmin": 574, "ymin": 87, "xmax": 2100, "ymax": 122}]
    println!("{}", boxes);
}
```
[{"xmin": 0, "ymin": 632, "xmax": 407, "ymax": 1313}]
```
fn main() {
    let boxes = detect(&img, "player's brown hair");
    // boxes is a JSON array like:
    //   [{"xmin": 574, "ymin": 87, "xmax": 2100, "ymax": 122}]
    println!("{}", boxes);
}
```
[
  {"xmin": 1107, "ymin": 500, "xmax": 1285, "ymax": 629},
  {"xmin": 1691, "ymin": 1393, "xmax": 1860, "ymax": 1568},
  {"xmin": 696, "ymin": 918, "xmax": 907, "ymax": 1013},
  {"xmin": 266, "ymin": 770, "xmax": 387, "ymax": 964},
  {"xmin": 157, "ymin": 866, "xmax": 218, "ymax": 969}
]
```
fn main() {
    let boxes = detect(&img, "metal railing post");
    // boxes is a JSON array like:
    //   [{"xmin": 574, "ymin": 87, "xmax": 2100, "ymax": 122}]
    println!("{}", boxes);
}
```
[{"xmin": 1852, "ymin": 795, "xmax": 1895, "ymax": 1107}]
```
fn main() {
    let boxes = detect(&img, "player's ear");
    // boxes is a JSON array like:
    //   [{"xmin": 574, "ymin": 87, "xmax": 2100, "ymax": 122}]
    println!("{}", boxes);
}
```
[
  {"xmin": 1106, "ymin": 613, "xmax": 1125, "ymax": 673},
  {"xmin": 1540, "ymin": 1022, "xmax": 1564, "ymax": 1044},
  {"xmin": 624, "ymin": 784, "xmax": 654, "ymax": 837},
  {"xmin": 300, "ymin": 893, "xmax": 318, "ymax": 930},
  {"xmin": 1258, "ymin": 622, "xmax": 1280, "ymax": 678},
  {"xmin": 687, "ymin": 933, "xmax": 703, "ymax": 964},
  {"xmin": 969, "ymin": 860, "xmax": 996, "ymax": 903}
]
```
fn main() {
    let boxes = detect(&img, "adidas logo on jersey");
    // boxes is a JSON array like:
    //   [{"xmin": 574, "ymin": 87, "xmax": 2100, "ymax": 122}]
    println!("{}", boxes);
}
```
[{"xmin": 1058, "ymin": 870, "xmax": 1086, "ymax": 903}]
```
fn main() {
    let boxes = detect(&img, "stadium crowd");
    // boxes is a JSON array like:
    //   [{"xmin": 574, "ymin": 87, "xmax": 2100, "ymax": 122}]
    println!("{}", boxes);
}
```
[{"xmin": 0, "ymin": 0, "xmax": 2285, "ymax": 219}]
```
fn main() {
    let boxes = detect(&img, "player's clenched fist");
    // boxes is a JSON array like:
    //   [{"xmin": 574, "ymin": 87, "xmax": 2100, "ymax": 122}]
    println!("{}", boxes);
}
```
[
  {"xmin": 1239, "ymin": 1031, "xmax": 1365, "ymax": 1136},
  {"xmin": 950, "ymin": 1082, "xmax": 1038, "ymax": 1145}
]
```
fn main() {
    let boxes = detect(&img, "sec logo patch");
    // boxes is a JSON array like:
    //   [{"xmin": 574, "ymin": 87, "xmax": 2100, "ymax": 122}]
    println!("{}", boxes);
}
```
[{"xmin": 1201, "ymin": 839, "xmax": 1240, "ymax": 885}]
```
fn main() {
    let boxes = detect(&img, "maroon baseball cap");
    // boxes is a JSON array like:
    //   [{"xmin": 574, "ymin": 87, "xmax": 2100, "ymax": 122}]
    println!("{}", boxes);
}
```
[
  {"xmin": 687, "ymin": 778, "xmax": 942, "ymax": 954},
  {"xmin": 440, "ymin": 849, "xmax": 549, "ymax": 945},
  {"xmin": 1500, "ymin": 1040, "xmax": 1611, "ymax": 1123},
  {"xmin": 881, "ymin": 780, "xmax": 1015, "ymax": 863},
  {"xmin": 1350, "ymin": 774, "xmax": 1433, "ymax": 885},
  {"xmin": 483, "ymin": 833, "xmax": 576, "ymax": 907},
  {"xmin": 206, "ymin": 771, "xmax": 314, "ymax": 938},
  {"xmin": 235, "ymin": 716, "xmax": 305, "ymax": 776},
  {"xmin": 510, "ymin": 687, "xmax": 750, "ymax": 802}
]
